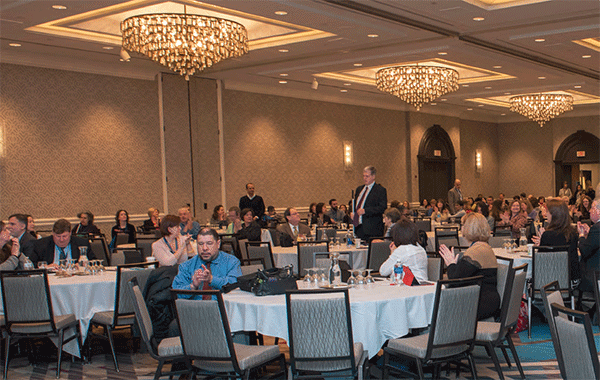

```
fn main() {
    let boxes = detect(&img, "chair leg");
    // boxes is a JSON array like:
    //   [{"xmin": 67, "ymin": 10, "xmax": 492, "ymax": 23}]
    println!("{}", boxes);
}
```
[
  {"xmin": 415, "ymin": 359, "xmax": 425, "ymax": 380},
  {"xmin": 4, "ymin": 335, "xmax": 11, "ymax": 380},
  {"xmin": 154, "ymin": 360, "xmax": 164, "ymax": 380},
  {"xmin": 500, "ymin": 345, "xmax": 512, "ymax": 367},
  {"xmin": 527, "ymin": 296, "xmax": 532, "ymax": 339},
  {"xmin": 75, "ymin": 324, "xmax": 83, "ymax": 364},
  {"xmin": 467, "ymin": 353, "xmax": 478, "ymax": 380},
  {"xmin": 105, "ymin": 326, "xmax": 119, "ymax": 372},
  {"xmin": 487, "ymin": 342, "xmax": 505, "ymax": 380},
  {"xmin": 382, "ymin": 351, "xmax": 390, "ymax": 379},
  {"xmin": 506, "ymin": 334, "xmax": 525, "ymax": 379},
  {"xmin": 56, "ymin": 329, "xmax": 64, "ymax": 379}
]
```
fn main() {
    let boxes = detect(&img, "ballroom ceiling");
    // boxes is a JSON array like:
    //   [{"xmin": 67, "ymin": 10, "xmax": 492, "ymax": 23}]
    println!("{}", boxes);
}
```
[{"xmin": 1, "ymin": 0, "xmax": 599, "ymax": 122}]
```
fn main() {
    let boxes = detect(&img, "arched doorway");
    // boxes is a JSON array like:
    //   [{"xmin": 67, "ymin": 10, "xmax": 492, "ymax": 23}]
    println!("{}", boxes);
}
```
[
  {"xmin": 418, "ymin": 125, "xmax": 456, "ymax": 202},
  {"xmin": 554, "ymin": 130, "xmax": 599, "ymax": 196}
]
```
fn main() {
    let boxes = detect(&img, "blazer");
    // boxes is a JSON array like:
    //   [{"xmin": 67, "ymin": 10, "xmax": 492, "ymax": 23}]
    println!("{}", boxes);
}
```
[
  {"xmin": 18, "ymin": 231, "xmax": 37, "ymax": 254},
  {"xmin": 25, "ymin": 235, "xmax": 94, "ymax": 266},
  {"xmin": 447, "ymin": 187, "xmax": 462, "ymax": 214},
  {"xmin": 276, "ymin": 223, "xmax": 312, "ymax": 240},
  {"xmin": 354, "ymin": 182, "xmax": 387, "ymax": 237}
]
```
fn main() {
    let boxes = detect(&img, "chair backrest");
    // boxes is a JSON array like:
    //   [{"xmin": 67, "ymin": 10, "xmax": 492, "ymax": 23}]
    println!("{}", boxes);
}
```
[
  {"xmin": 297, "ymin": 241, "xmax": 329, "ymax": 275},
  {"xmin": 532, "ymin": 245, "xmax": 570, "ymax": 292},
  {"xmin": 0, "ymin": 270, "xmax": 56, "ymax": 332},
  {"xmin": 540, "ymin": 279, "xmax": 568, "ymax": 374},
  {"xmin": 123, "ymin": 249, "xmax": 144, "ymax": 264},
  {"xmin": 426, "ymin": 276, "xmax": 481, "ymax": 360},
  {"xmin": 493, "ymin": 224, "xmax": 512, "ymax": 237},
  {"xmin": 498, "ymin": 264, "xmax": 528, "ymax": 334},
  {"xmin": 238, "ymin": 238, "xmax": 249, "ymax": 261},
  {"xmin": 550, "ymin": 303, "xmax": 600, "ymax": 379},
  {"xmin": 487, "ymin": 236, "xmax": 505, "ymax": 248},
  {"xmin": 245, "ymin": 241, "xmax": 274, "ymax": 269},
  {"xmin": 414, "ymin": 219, "xmax": 431, "ymax": 232},
  {"xmin": 115, "ymin": 233, "xmax": 130, "ymax": 247},
  {"xmin": 595, "ymin": 271, "xmax": 600, "ymax": 326},
  {"xmin": 286, "ymin": 289, "xmax": 357, "ymax": 374},
  {"xmin": 89, "ymin": 237, "xmax": 110, "ymax": 265},
  {"xmin": 113, "ymin": 262, "xmax": 154, "ymax": 326},
  {"xmin": 136, "ymin": 237, "xmax": 155, "ymax": 258},
  {"xmin": 239, "ymin": 258, "xmax": 265, "ymax": 276},
  {"xmin": 434, "ymin": 227, "xmax": 459, "ymax": 253},
  {"xmin": 316, "ymin": 227, "xmax": 336, "ymax": 241},
  {"xmin": 127, "ymin": 277, "xmax": 155, "ymax": 354},
  {"xmin": 367, "ymin": 239, "xmax": 391, "ymax": 272},
  {"xmin": 427, "ymin": 256, "xmax": 443, "ymax": 281},
  {"xmin": 172, "ymin": 289, "xmax": 242, "ymax": 373},
  {"xmin": 495, "ymin": 262, "xmax": 512, "ymax": 306}
]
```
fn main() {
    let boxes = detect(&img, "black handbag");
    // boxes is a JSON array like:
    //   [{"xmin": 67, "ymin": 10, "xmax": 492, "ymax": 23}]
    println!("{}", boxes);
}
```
[{"xmin": 239, "ymin": 265, "xmax": 297, "ymax": 296}]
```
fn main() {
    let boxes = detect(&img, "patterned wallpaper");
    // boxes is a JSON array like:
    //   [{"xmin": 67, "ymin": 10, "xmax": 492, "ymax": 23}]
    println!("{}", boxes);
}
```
[{"xmin": 0, "ymin": 63, "xmax": 162, "ymax": 221}]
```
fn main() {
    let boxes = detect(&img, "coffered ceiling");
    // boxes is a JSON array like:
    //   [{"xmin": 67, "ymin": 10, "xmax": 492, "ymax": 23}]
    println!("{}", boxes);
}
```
[{"xmin": 1, "ymin": 0, "xmax": 599, "ymax": 123}]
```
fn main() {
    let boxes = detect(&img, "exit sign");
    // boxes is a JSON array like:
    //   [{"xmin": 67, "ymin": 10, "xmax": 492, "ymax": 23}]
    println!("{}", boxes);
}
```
[{"xmin": 577, "ymin": 151, "xmax": 586, "ymax": 157}]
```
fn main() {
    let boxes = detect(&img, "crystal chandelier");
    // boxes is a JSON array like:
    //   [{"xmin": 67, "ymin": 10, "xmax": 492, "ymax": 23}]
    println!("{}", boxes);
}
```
[
  {"xmin": 509, "ymin": 93, "xmax": 574, "ymax": 127},
  {"xmin": 121, "ymin": 13, "xmax": 248, "ymax": 80},
  {"xmin": 376, "ymin": 65, "xmax": 459, "ymax": 110}
]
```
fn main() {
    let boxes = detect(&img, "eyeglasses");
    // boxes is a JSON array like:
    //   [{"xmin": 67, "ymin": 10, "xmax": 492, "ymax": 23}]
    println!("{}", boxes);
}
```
[{"xmin": 197, "ymin": 241, "xmax": 216, "ymax": 248}]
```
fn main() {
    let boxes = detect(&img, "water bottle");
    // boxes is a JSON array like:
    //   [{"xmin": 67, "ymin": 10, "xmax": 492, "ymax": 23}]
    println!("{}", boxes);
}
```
[
  {"xmin": 329, "ymin": 252, "xmax": 342, "ymax": 286},
  {"xmin": 393, "ymin": 260, "xmax": 404, "ymax": 285},
  {"xmin": 519, "ymin": 228, "xmax": 528, "ymax": 247},
  {"xmin": 78, "ymin": 246, "xmax": 89, "ymax": 272},
  {"xmin": 346, "ymin": 230, "xmax": 353, "ymax": 247},
  {"xmin": 23, "ymin": 256, "xmax": 34, "ymax": 270}
]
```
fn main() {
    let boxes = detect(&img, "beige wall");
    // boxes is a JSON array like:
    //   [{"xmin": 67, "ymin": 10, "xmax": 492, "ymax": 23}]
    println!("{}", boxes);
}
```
[{"xmin": 1, "ymin": 63, "xmax": 598, "ymax": 230}]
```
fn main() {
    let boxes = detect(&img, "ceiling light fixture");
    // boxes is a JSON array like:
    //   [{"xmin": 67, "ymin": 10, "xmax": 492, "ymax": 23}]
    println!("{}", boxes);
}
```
[
  {"xmin": 279, "ymin": 80, "xmax": 287, "ymax": 84},
  {"xmin": 119, "ymin": 47, "xmax": 131, "ymax": 62},
  {"xmin": 473, "ymin": 17, "xmax": 485, "ymax": 21},
  {"xmin": 376, "ymin": 65, "xmax": 459, "ymax": 110},
  {"xmin": 278, "ymin": 49, "xmax": 289, "ymax": 53},
  {"xmin": 368, "ymin": 34, "xmax": 379, "ymax": 38},
  {"xmin": 534, "ymin": 38, "xmax": 545, "ymax": 42},
  {"xmin": 102, "ymin": 46, "xmax": 114, "ymax": 50},
  {"xmin": 493, "ymin": 65, "xmax": 502, "ymax": 69},
  {"xmin": 311, "ymin": 78, "xmax": 318, "ymax": 90},
  {"xmin": 438, "ymin": 52, "xmax": 447, "ymax": 55},
  {"xmin": 9, "ymin": 43, "xmax": 21, "ymax": 47},
  {"xmin": 52, "ymin": 5, "xmax": 67, "ymax": 10},
  {"xmin": 353, "ymin": 63, "xmax": 362, "ymax": 67},
  {"xmin": 582, "ymin": 55, "xmax": 591, "ymax": 58},
  {"xmin": 274, "ymin": 11, "xmax": 287, "ymax": 15},
  {"xmin": 121, "ymin": 12, "xmax": 248, "ymax": 80},
  {"xmin": 509, "ymin": 93, "xmax": 573, "ymax": 127},
  {"xmin": 279, "ymin": 73, "xmax": 288, "ymax": 77}
]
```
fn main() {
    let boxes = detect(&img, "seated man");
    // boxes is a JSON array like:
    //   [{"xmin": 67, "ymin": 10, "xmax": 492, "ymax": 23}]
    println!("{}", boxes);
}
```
[
  {"xmin": 172, "ymin": 228, "xmax": 241, "ymax": 300},
  {"xmin": 179, "ymin": 206, "xmax": 201, "ymax": 240},
  {"xmin": 225, "ymin": 206, "xmax": 241, "ymax": 234},
  {"xmin": 25, "ymin": 219, "xmax": 95, "ymax": 267},
  {"xmin": 6, "ymin": 213, "xmax": 36, "ymax": 253},
  {"xmin": 276, "ymin": 207, "xmax": 311, "ymax": 243},
  {"xmin": 450, "ymin": 200, "xmax": 467, "ymax": 220}
]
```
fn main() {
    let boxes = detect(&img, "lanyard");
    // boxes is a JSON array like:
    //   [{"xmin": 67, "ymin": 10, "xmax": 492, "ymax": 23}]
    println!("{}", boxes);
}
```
[{"xmin": 163, "ymin": 237, "xmax": 178, "ymax": 254}]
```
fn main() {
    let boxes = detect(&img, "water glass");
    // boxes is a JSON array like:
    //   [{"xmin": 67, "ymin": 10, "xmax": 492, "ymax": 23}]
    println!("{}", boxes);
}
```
[
  {"xmin": 365, "ymin": 269, "xmax": 374, "ymax": 285},
  {"xmin": 38, "ymin": 261, "xmax": 47, "ymax": 270},
  {"xmin": 347, "ymin": 269, "xmax": 357, "ymax": 286}
]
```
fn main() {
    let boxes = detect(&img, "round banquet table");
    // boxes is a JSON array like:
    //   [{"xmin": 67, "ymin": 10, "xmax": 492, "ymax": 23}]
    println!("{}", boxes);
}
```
[
  {"xmin": 0, "ymin": 271, "xmax": 117, "ymax": 357},
  {"xmin": 271, "ymin": 245, "xmax": 369, "ymax": 272},
  {"xmin": 493, "ymin": 247, "xmax": 532, "ymax": 277},
  {"xmin": 223, "ymin": 280, "xmax": 437, "ymax": 359}
]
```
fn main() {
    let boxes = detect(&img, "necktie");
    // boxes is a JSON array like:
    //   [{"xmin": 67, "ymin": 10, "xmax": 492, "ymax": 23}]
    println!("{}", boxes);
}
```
[
  {"xmin": 59, "ymin": 247, "xmax": 66, "ymax": 261},
  {"xmin": 353, "ymin": 186, "xmax": 369, "ymax": 227},
  {"xmin": 293, "ymin": 226, "xmax": 298, "ymax": 238},
  {"xmin": 202, "ymin": 262, "xmax": 212, "ymax": 300}
]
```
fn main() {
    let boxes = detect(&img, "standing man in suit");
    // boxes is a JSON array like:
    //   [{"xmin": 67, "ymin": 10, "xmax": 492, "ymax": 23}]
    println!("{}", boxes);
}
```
[
  {"xmin": 277, "ymin": 208, "xmax": 311, "ymax": 242},
  {"xmin": 578, "ymin": 198, "xmax": 600, "ymax": 301},
  {"xmin": 447, "ymin": 179, "xmax": 463, "ymax": 214},
  {"xmin": 6, "ymin": 213, "xmax": 36, "ymax": 253},
  {"xmin": 24, "ymin": 219, "xmax": 94, "ymax": 267},
  {"xmin": 239, "ymin": 183, "xmax": 266, "ymax": 222},
  {"xmin": 353, "ymin": 166, "xmax": 387, "ymax": 240}
]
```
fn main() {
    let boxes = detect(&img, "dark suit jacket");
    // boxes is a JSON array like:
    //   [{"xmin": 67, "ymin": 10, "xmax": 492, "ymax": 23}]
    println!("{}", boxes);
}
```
[
  {"xmin": 580, "ymin": 223, "xmax": 600, "ymax": 292},
  {"xmin": 447, "ymin": 187, "xmax": 462, "ymax": 214},
  {"xmin": 18, "ymin": 231, "xmax": 37, "ymax": 254},
  {"xmin": 25, "ymin": 236, "xmax": 94, "ymax": 266},
  {"xmin": 355, "ymin": 182, "xmax": 387, "ymax": 238}
]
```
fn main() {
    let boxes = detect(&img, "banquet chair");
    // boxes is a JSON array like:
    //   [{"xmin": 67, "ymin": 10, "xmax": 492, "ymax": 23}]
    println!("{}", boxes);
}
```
[
  {"xmin": 383, "ymin": 276, "xmax": 482, "ymax": 380},
  {"xmin": 87, "ymin": 262, "xmax": 154, "ymax": 371},
  {"xmin": 493, "ymin": 224, "xmax": 512, "ymax": 237},
  {"xmin": 414, "ymin": 218, "xmax": 431, "ymax": 232},
  {"xmin": 123, "ymin": 249, "xmax": 144, "ymax": 264},
  {"xmin": 434, "ymin": 226, "xmax": 459, "ymax": 254},
  {"xmin": 240, "ymin": 258, "xmax": 265, "ymax": 276},
  {"xmin": 89, "ymin": 237, "xmax": 111, "ymax": 266},
  {"xmin": 367, "ymin": 238, "xmax": 391, "ymax": 274},
  {"xmin": 488, "ymin": 236, "xmax": 505, "ymax": 248},
  {"xmin": 0, "ymin": 269, "xmax": 82, "ymax": 379},
  {"xmin": 238, "ymin": 238, "xmax": 249, "ymax": 261},
  {"xmin": 495, "ymin": 261, "xmax": 513, "ymax": 306},
  {"xmin": 114, "ymin": 233, "xmax": 130, "ymax": 248},
  {"xmin": 285, "ymin": 288, "xmax": 367, "ymax": 379},
  {"xmin": 316, "ymin": 227, "xmax": 336, "ymax": 241},
  {"xmin": 126, "ymin": 278, "xmax": 191, "ymax": 380},
  {"xmin": 172, "ymin": 289, "xmax": 286, "ymax": 379},
  {"xmin": 540, "ymin": 281, "xmax": 568, "ymax": 376},
  {"xmin": 550, "ymin": 303, "xmax": 600, "ymax": 379},
  {"xmin": 475, "ymin": 263, "xmax": 528, "ymax": 380},
  {"xmin": 426, "ymin": 256, "xmax": 443, "ymax": 281},
  {"xmin": 244, "ymin": 241, "xmax": 275, "ymax": 269},
  {"xmin": 297, "ymin": 241, "xmax": 329, "ymax": 276},
  {"xmin": 135, "ymin": 237, "xmax": 156, "ymax": 259},
  {"xmin": 527, "ymin": 245, "xmax": 573, "ymax": 338}
]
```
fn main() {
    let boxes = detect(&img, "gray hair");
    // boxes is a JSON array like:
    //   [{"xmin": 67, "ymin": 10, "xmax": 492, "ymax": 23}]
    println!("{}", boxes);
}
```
[{"xmin": 363, "ymin": 166, "xmax": 376, "ymax": 175}]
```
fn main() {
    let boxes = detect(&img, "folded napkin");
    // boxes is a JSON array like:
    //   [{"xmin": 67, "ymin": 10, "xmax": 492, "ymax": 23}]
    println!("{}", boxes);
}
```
[{"xmin": 402, "ymin": 266, "xmax": 420, "ymax": 286}]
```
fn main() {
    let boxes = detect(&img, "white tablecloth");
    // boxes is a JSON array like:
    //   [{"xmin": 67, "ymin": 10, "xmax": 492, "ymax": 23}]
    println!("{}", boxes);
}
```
[
  {"xmin": 224, "ymin": 280, "xmax": 437, "ymax": 358},
  {"xmin": 272, "ymin": 245, "xmax": 369, "ymax": 272},
  {"xmin": 493, "ymin": 247, "xmax": 532, "ymax": 277}
]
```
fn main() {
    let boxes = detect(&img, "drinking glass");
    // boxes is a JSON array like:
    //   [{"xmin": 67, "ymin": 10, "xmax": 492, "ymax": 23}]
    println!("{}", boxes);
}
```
[
  {"xmin": 347, "ymin": 269, "xmax": 357, "ymax": 286},
  {"xmin": 38, "ymin": 261, "xmax": 47, "ymax": 270},
  {"xmin": 328, "ymin": 237, "xmax": 334, "ymax": 250},
  {"xmin": 59, "ymin": 259, "xmax": 66, "ymax": 272},
  {"xmin": 303, "ymin": 268, "xmax": 311, "ymax": 283},
  {"xmin": 318, "ymin": 268, "xmax": 328, "ymax": 286},
  {"xmin": 356, "ymin": 270, "xmax": 365, "ymax": 285},
  {"xmin": 97, "ymin": 259, "xmax": 105, "ymax": 273},
  {"xmin": 365, "ymin": 269, "xmax": 374, "ymax": 285}
]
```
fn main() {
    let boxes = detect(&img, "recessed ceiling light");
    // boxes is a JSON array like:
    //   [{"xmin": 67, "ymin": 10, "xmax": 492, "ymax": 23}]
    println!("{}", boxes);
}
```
[
  {"xmin": 102, "ymin": 46, "xmax": 114, "ymax": 50},
  {"xmin": 274, "ymin": 11, "xmax": 287, "ymax": 15},
  {"xmin": 473, "ymin": 17, "xmax": 485, "ymax": 21},
  {"xmin": 340, "ymin": 89, "xmax": 348, "ymax": 93},
  {"xmin": 353, "ymin": 63, "xmax": 362, "ymax": 67},
  {"xmin": 279, "ymin": 73, "xmax": 288, "ymax": 77},
  {"xmin": 478, "ymin": 104, "xmax": 484, "ymax": 107},
  {"xmin": 462, "ymin": 84, "xmax": 469, "ymax": 87},
  {"xmin": 538, "ymin": 76, "xmax": 546, "ymax": 79},
  {"xmin": 52, "ymin": 5, "xmax": 67, "ymax": 10},
  {"xmin": 467, "ymin": 108, "xmax": 473, "ymax": 111},
  {"xmin": 438, "ymin": 52, "xmax": 448, "ymax": 55},
  {"xmin": 493, "ymin": 65, "xmax": 502, "ymax": 69},
  {"xmin": 278, "ymin": 49, "xmax": 289, "ymax": 53},
  {"xmin": 9, "ymin": 43, "xmax": 21, "ymax": 47},
  {"xmin": 534, "ymin": 38, "xmax": 545, "ymax": 42},
  {"xmin": 431, "ymin": 103, "xmax": 437, "ymax": 106},
  {"xmin": 344, "ymin": 83, "xmax": 351, "ymax": 86},
  {"xmin": 582, "ymin": 55, "xmax": 591, "ymax": 58},
  {"xmin": 504, "ymin": 92, "xmax": 511, "ymax": 95},
  {"xmin": 278, "ymin": 80, "xmax": 287, "ymax": 84},
  {"xmin": 574, "ymin": 85, "xmax": 582, "ymax": 88},
  {"xmin": 441, "ymin": 99, "xmax": 448, "ymax": 102},
  {"xmin": 367, "ymin": 34, "xmax": 379, "ymax": 38},
  {"xmin": 501, "ymin": 113, "xmax": 506, "ymax": 116},
  {"xmin": 484, "ymin": 86, "xmax": 492, "ymax": 89}
]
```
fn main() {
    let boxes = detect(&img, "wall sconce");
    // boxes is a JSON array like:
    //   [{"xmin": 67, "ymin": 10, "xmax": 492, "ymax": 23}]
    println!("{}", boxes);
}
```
[
  {"xmin": 0, "ymin": 122, "xmax": 5, "ymax": 160},
  {"xmin": 311, "ymin": 78, "xmax": 318, "ymax": 90},
  {"xmin": 475, "ymin": 149, "xmax": 482, "ymax": 173},
  {"xmin": 343, "ymin": 141, "xmax": 353, "ymax": 171}
]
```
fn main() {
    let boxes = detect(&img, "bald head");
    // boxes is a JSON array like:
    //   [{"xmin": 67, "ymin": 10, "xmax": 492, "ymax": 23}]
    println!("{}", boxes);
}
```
[{"xmin": 454, "ymin": 179, "xmax": 461, "ymax": 189}]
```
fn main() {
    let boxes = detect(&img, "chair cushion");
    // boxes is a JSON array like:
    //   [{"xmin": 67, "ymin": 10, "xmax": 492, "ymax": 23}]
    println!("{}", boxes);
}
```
[
  {"xmin": 157, "ymin": 336, "xmax": 184, "ymax": 357},
  {"xmin": 196, "ymin": 343, "xmax": 280, "ymax": 372},
  {"xmin": 10, "ymin": 314, "xmax": 76, "ymax": 334},
  {"xmin": 91, "ymin": 311, "xmax": 135, "ymax": 327},
  {"xmin": 476, "ymin": 321, "xmax": 501, "ymax": 342},
  {"xmin": 295, "ymin": 342, "xmax": 364, "ymax": 372},
  {"xmin": 388, "ymin": 334, "xmax": 469, "ymax": 359}
]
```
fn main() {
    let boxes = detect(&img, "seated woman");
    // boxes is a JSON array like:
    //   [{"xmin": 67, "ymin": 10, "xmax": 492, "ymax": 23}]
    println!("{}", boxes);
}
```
[
  {"xmin": 234, "ymin": 208, "xmax": 262, "ymax": 241},
  {"xmin": 431, "ymin": 199, "xmax": 450, "ymax": 223},
  {"xmin": 498, "ymin": 200, "xmax": 527, "ymax": 239},
  {"xmin": 109, "ymin": 209, "xmax": 137, "ymax": 250},
  {"xmin": 307, "ymin": 202, "xmax": 317, "ymax": 225},
  {"xmin": 310, "ymin": 202, "xmax": 333, "ymax": 226},
  {"xmin": 379, "ymin": 218, "xmax": 428, "ymax": 283},
  {"xmin": 210, "ymin": 205, "xmax": 228, "ymax": 229},
  {"xmin": 574, "ymin": 195, "xmax": 592, "ymax": 222},
  {"xmin": 383, "ymin": 207, "xmax": 402, "ymax": 238},
  {"xmin": 71, "ymin": 211, "xmax": 101, "ymax": 236},
  {"xmin": 339, "ymin": 204, "xmax": 352, "ymax": 226},
  {"xmin": 439, "ymin": 213, "xmax": 500, "ymax": 320},
  {"xmin": 0, "ymin": 221, "xmax": 28, "ymax": 270},
  {"xmin": 152, "ymin": 215, "xmax": 197, "ymax": 266},
  {"xmin": 26, "ymin": 215, "xmax": 41, "ymax": 239},
  {"xmin": 532, "ymin": 198, "xmax": 580, "ymax": 288},
  {"xmin": 143, "ymin": 207, "xmax": 161, "ymax": 232}
]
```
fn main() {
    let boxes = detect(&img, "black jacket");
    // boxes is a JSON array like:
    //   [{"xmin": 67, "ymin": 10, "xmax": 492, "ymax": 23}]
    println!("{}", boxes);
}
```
[{"xmin": 144, "ymin": 265, "xmax": 179, "ymax": 341}]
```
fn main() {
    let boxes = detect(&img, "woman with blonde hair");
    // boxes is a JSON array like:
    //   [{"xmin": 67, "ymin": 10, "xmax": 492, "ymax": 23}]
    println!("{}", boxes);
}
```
[
  {"xmin": 143, "ymin": 207, "xmax": 161, "ymax": 232},
  {"xmin": 439, "ymin": 213, "xmax": 500, "ymax": 320}
]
